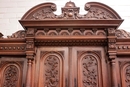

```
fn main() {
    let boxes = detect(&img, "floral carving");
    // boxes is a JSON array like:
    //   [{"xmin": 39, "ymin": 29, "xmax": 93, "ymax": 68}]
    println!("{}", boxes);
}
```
[
  {"xmin": 125, "ymin": 66, "xmax": 130, "ymax": 87},
  {"xmin": 3, "ymin": 65, "xmax": 19, "ymax": 87},
  {"xmin": 31, "ymin": 5, "xmax": 57, "ymax": 20},
  {"xmin": 44, "ymin": 55, "xmax": 59, "ymax": 87},
  {"xmin": 85, "ymin": 7, "xmax": 114, "ymax": 19},
  {"xmin": 22, "ymin": 1, "xmax": 121, "ymax": 20},
  {"xmin": 82, "ymin": 55, "xmax": 98, "ymax": 87}
]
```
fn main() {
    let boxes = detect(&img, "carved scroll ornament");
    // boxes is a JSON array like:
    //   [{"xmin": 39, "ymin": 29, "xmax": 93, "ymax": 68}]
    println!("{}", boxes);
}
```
[{"xmin": 21, "ymin": 1, "xmax": 121, "ymax": 20}]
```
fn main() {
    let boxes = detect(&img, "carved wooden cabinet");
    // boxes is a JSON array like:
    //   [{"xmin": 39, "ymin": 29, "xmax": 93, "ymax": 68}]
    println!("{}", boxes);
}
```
[{"xmin": 0, "ymin": 1, "xmax": 130, "ymax": 87}]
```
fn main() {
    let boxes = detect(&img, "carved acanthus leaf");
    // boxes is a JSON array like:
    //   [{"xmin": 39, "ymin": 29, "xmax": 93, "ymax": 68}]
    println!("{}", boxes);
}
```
[
  {"xmin": 84, "ymin": 7, "xmax": 115, "ymax": 19},
  {"xmin": 31, "ymin": 4, "xmax": 57, "ymax": 20},
  {"xmin": 116, "ymin": 29, "xmax": 130, "ymax": 38},
  {"xmin": 7, "ymin": 30, "xmax": 26, "ymax": 38}
]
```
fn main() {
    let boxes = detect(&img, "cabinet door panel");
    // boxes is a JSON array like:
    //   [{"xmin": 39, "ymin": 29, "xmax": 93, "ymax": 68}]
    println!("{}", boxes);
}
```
[
  {"xmin": 0, "ymin": 57, "xmax": 27, "ymax": 87},
  {"xmin": 37, "ymin": 47, "xmax": 68, "ymax": 87},
  {"xmin": 72, "ymin": 47, "xmax": 107, "ymax": 87},
  {"xmin": 120, "ymin": 62, "xmax": 130, "ymax": 87}
]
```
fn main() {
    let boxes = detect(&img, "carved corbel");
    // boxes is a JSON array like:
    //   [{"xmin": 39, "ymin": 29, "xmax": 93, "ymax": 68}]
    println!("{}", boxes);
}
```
[{"xmin": 107, "ymin": 28, "xmax": 116, "ymax": 59}]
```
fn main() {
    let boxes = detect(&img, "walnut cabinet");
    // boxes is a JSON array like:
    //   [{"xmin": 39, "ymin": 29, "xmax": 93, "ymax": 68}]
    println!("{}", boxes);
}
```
[{"xmin": 0, "ymin": 1, "xmax": 130, "ymax": 87}]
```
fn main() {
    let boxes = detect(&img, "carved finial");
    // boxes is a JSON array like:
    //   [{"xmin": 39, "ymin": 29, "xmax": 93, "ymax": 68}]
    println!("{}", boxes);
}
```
[{"xmin": 64, "ymin": 1, "xmax": 76, "ymax": 7}]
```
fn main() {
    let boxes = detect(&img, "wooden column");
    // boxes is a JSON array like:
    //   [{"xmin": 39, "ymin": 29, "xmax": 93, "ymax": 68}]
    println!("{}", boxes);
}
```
[
  {"xmin": 26, "ymin": 54, "xmax": 33, "ymax": 87},
  {"xmin": 108, "ymin": 28, "xmax": 117, "ymax": 87},
  {"xmin": 25, "ymin": 28, "xmax": 35, "ymax": 87}
]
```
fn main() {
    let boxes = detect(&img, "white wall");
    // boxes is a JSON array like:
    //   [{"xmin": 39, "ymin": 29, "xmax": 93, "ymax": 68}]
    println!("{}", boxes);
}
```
[{"xmin": 0, "ymin": 0, "xmax": 130, "ymax": 37}]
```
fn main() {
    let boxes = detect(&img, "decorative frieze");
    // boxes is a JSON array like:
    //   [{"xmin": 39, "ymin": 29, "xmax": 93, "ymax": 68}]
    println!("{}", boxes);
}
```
[{"xmin": 35, "ymin": 28, "xmax": 106, "ymax": 36}]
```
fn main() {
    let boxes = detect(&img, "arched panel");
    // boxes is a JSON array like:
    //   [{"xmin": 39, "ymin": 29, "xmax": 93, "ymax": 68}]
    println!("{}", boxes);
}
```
[
  {"xmin": 121, "ymin": 63, "xmax": 130, "ymax": 87},
  {"xmin": 35, "ymin": 30, "xmax": 46, "ymax": 36},
  {"xmin": 0, "ymin": 63, "xmax": 22, "ymax": 87},
  {"xmin": 78, "ymin": 52, "xmax": 102, "ymax": 87},
  {"xmin": 39, "ymin": 52, "xmax": 63, "ymax": 87}
]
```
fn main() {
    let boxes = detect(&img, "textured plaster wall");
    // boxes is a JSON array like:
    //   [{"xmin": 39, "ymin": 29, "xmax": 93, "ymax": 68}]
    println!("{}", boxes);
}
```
[{"xmin": 0, "ymin": 0, "xmax": 130, "ymax": 37}]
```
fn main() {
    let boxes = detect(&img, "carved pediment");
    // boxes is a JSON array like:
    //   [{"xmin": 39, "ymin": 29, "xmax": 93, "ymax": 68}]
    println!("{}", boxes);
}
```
[
  {"xmin": 7, "ymin": 30, "xmax": 26, "ymax": 38},
  {"xmin": 21, "ymin": 1, "xmax": 121, "ymax": 20},
  {"xmin": 116, "ymin": 29, "xmax": 130, "ymax": 38}
]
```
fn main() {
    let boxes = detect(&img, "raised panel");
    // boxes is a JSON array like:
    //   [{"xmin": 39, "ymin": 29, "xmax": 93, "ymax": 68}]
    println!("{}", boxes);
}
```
[
  {"xmin": 80, "ymin": 54, "xmax": 98, "ymax": 87},
  {"xmin": 121, "ymin": 62, "xmax": 130, "ymax": 87},
  {"xmin": 72, "ymin": 47, "xmax": 108, "ymax": 87},
  {"xmin": 0, "ymin": 58, "xmax": 26, "ymax": 87},
  {"xmin": 2, "ymin": 65, "xmax": 20, "ymax": 87},
  {"xmin": 37, "ymin": 47, "xmax": 68, "ymax": 87}
]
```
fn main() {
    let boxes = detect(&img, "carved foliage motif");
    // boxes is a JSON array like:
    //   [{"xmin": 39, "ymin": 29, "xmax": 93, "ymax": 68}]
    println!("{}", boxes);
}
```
[
  {"xmin": 82, "ymin": 55, "xmax": 98, "ymax": 87},
  {"xmin": 32, "ymin": 5, "xmax": 56, "ymax": 20},
  {"xmin": 44, "ymin": 55, "xmax": 59, "ymax": 87},
  {"xmin": 85, "ymin": 7, "xmax": 114, "ymax": 19},
  {"xmin": 26, "ymin": 1, "xmax": 117, "ymax": 20},
  {"xmin": 125, "ymin": 65, "xmax": 130, "ymax": 87},
  {"xmin": 3, "ymin": 65, "xmax": 19, "ymax": 87}
]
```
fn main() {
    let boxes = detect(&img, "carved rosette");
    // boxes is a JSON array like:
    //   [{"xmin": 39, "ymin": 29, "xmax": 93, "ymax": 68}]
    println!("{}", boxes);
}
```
[
  {"xmin": 3, "ymin": 65, "xmax": 19, "ymax": 87},
  {"xmin": 82, "ymin": 55, "xmax": 98, "ymax": 87},
  {"xmin": 44, "ymin": 55, "xmax": 59, "ymax": 87}
]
